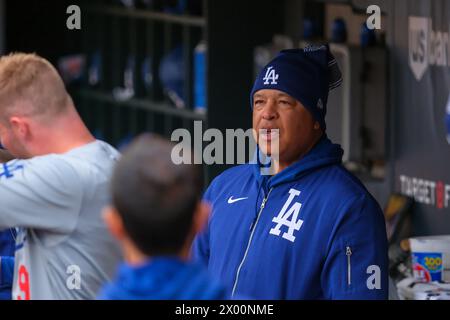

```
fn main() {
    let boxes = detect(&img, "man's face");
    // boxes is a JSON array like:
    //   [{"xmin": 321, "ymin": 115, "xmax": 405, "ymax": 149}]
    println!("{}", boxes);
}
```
[{"xmin": 252, "ymin": 89, "xmax": 321, "ymax": 166}]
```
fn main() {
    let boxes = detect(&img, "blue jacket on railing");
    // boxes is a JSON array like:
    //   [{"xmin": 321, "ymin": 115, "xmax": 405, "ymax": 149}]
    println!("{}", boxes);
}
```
[{"xmin": 0, "ymin": 229, "xmax": 16, "ymax": 300}]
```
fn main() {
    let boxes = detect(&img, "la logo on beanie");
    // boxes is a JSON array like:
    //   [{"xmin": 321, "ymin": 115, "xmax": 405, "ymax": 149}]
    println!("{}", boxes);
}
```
[{"xmin": 263, "ymin": 66, "xmax": 279, "ymax": 85}]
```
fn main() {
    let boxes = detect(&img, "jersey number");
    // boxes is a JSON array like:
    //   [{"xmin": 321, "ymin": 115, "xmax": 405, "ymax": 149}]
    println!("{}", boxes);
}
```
[{"xmin": 17, "ymin": 265, "xmax": 30, "ymax": 300}]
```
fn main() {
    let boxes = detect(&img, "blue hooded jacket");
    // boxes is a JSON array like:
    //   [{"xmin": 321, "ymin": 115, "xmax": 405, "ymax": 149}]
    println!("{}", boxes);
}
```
[
  {"xmin": 98, "ymin": 257, "xmax": 228, "ymax": 300},
  {"xmin": 192, "ymin": 136, "xmax": 388, "ymax": 300}
]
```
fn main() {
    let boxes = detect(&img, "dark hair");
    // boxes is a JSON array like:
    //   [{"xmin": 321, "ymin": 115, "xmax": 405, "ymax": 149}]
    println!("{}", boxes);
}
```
[{"xmin": 111, "ymin": 133, "xmax": 203, "ymax": 256}]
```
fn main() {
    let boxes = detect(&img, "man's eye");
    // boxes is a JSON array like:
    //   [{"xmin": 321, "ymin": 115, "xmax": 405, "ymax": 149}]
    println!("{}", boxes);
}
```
[
  {"xmin": 279, "ymin": 100, "xmax": 290, "ymax": 105},
  {"xmin": 254, "ymin": 100, "xmax": 264, "ymax": 106}
]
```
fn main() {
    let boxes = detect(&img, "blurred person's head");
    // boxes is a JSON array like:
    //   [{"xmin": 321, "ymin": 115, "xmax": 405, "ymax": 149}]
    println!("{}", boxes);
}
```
[
  {"xmin": 251, "ymin": 45, "xmax": 341, "ymax": 173},
  {"xmin": 0, "ymin": 53, "xmax": 93, "ymax": 158},
  {"xmin": 103, "ymin": 134, "xmax": 209, "ymax": 264}
]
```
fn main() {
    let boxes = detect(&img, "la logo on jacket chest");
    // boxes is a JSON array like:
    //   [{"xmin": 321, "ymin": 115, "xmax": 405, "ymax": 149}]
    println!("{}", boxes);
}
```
[{"xmin": 270, "ymin": 188, "xmax": 304, "ymax": 243}]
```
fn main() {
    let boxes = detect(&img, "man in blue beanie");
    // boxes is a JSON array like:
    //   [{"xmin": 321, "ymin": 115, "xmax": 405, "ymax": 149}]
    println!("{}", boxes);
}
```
[{"xmin": 193, "ymin": 45, "xmax": 388, "ymax": 299}]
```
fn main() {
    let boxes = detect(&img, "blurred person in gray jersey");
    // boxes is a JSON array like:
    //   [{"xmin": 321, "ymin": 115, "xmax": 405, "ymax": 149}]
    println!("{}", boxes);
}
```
[{"xmin": 0, "ymin": 53, "xmax": 122, "ymax": 300}]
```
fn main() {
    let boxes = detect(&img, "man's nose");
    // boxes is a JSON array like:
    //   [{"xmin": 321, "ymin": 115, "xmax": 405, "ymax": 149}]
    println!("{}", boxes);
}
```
[{"xmin": 262, "ymin": 100, "xmax": 277, "ymax": 120}]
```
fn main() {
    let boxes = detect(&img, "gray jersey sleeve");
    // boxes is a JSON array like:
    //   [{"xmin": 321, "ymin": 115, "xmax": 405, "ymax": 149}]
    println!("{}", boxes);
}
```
[{"xmin": 0, "ymin": 156, "xmax": 83, "ymax": 232}]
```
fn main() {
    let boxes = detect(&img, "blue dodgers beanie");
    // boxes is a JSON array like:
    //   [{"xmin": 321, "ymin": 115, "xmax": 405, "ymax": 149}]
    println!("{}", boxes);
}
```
[{"xmin": 250, "ymin": 44, "xmax": 342, "ymax": 130}]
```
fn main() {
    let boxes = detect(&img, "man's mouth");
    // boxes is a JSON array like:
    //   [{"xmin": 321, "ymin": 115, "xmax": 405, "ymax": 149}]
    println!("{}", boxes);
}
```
[{"xmin": 259, "ymin": 128, "xmax": 280, "ymax": 142}]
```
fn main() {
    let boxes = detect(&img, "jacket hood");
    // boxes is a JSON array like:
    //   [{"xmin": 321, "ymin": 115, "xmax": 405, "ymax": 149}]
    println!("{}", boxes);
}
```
[{"xmin": 99, "ymin": 257, "xmax": 226, "ymax": 300}]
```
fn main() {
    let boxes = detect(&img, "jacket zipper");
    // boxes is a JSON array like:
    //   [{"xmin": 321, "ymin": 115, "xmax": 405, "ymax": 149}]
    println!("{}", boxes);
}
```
[
  {"xmin": 346, "ymin": 246, "xmax": 352, "ymax": 286},
  {"xmin": 231, "ymin": 188, "xmax": 273, "ymax": 297}
]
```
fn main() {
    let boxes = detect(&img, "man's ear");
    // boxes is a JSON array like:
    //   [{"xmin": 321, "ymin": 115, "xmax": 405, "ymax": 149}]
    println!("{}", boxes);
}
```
[
  {"xmin": 102, "ymin": 206, "xmax": 127, "ymax": 241},
  {"xmin": 313, "ymin": 121, "xmax": 321, "ymax": 130},
  {"xmin": 9, "ymin": 116, "xmax": 31, "ymax": 140},
  {"xmin": 192, "ymin": 200, "xmax": 211, "ymax": 235}
]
